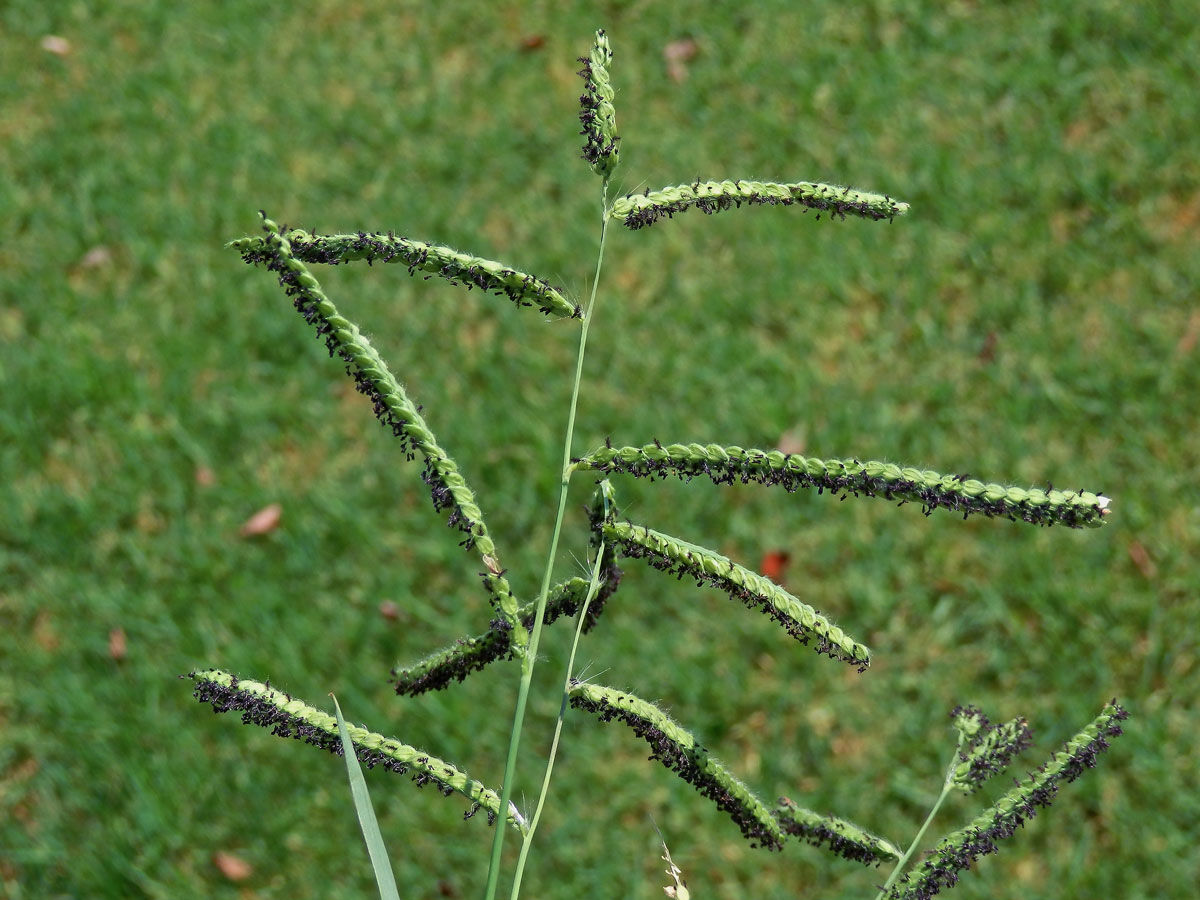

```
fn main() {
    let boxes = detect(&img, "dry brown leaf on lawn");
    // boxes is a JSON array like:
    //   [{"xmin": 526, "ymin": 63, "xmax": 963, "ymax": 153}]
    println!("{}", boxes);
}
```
[
  {"xmin": 213, "ymin": 851, "xmax": 253, "ymax": 881},
  {"xmin": 108, "ymin": 628, "xmax": 127, "ymax": 661},
  {"xmin": 1127, "ymin": 540, "xmax": 1157, "ymax": 579},
  {"xmin": 41, "ymin": 35, "xmax": 71, "ymax": 55},
  {"xmin": 663, "ymin": 38, "xmax": 699, "ymax": 83},
  {"xmin": 239, "ymin": 503, "xmax": 282, "ymax": 537}
]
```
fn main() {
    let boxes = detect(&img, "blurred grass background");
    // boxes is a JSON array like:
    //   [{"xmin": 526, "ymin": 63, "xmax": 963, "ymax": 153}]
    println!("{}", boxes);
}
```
[{"xmin": 2, "ymin": 1, "xmax": 1196, "ymax": 897}]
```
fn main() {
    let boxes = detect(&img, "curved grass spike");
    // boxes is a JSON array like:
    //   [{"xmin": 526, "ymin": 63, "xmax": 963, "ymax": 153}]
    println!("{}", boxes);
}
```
[
  {"xmin": 240, "ymin": 214, "xmax": 524, "ymax": 646},
  {"xmin": 774, "ymin": 797, "xmax": 902, "ymax": 866},
  {"xmin": 568, "ymin": 681, "xmax": 785, "ymax": 850},
  {"xmin": 604, "ymin": 519, "xmax": 870, "ymax": 669},
  {"xmin": 392, "ymin": 572, "xmax": 620, "ymax": 696},
  {"xmin": 889, "ymin": 702, "xmax": 1128, "ymax": 900},
  {"xmin": 578, "ymin": 28, "xmax": 620, "ymax": 177},
  {"xmin": 188, "ymin": 670, "xmax": 527, "ymax": 834},
  {"xmin": 573, "ymin": 443, "xmax": 1112, "ymax": 528},
  {"xmin": 610, "ymin": 180, "xmax": 909, "ymax": 230},
  {"xmin": 233, "ymin": 228, "xmax": 580, "ymax": 320}
]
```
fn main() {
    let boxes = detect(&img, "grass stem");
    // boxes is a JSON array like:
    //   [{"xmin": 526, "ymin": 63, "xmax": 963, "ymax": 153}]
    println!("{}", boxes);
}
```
[
  {"xmin": 483, "ymin": 180, "xmax": 612, "ymax": 900},
  {"xmin": 876, "ymin": 737, "xmax": 965, "ymax": 898}
]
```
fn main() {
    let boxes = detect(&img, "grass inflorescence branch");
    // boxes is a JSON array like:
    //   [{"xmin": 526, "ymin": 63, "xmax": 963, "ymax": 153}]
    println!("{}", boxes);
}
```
[
  {"xmin": 568, "ymin": 681, "xmax": 786, "ymax": 850},
  {"xmin": 577, "ymin": 28, "xmax": 620, "ymax": 178},
  {"xmin": 604, "ymin": 519, "xmax": 870, "ymax": 668},
  {"xmin": 610, "ymin": 180, "xmax": 909, "ymax": 230},
  {"xmin": 890, "ymin": 702, "xmax": 1128, "ymax": 899},
  {"xmin": 774, "ymin": 796, "xmax": 902, "ymax": 866},
  {"xmin": 574, "ymin": 443, "xmax": 1111, "ymax": 528},
  {"xmin": 233, "ymin": 228, "xmax": 579, "ymax": 319},
  {"xmin": 391, "ymin": 572, "xmax": 621, "ymax": 696},
  {"xmin": 948, "ymin": 706, "xmax": 1034, "ymax": 794},
  {"xmin": 235, "ymin": 214, "xmax": 525, "ymax": 644},
  {"xmin": 189, "ymin": 670, "xmax": 527, "ymax": 833}
]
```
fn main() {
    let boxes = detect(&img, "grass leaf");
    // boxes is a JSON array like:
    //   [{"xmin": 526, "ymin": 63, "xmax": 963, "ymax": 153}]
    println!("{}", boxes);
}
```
[{"xmin": 332, "ymin": 694, "xmax": 402, "ymax": 900}]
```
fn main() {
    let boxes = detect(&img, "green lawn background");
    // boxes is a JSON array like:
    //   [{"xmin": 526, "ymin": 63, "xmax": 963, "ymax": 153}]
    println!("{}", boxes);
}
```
[{"xmin": 2, "ymin": 1, "xmax": 1196, "ymax": 897}]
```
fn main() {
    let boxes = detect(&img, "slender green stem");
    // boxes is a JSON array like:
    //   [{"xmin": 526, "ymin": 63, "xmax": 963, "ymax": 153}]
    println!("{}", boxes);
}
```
[
  {"xmin": 482, "ymin": 181, "xmax": 612, "ymax": 900},
  {"xmin": 509, "ymin": 539, "xmax": 607, "ymax": 899},
  {"xmin": 875, "ymin": 737, "xmax": 965, "ymax": 899}
]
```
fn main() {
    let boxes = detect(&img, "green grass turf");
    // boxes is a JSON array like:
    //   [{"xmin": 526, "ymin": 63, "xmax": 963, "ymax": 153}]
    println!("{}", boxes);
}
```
[{"xmin": 2, "ymin": 1, "xmax": 1197, "ymax": 897}]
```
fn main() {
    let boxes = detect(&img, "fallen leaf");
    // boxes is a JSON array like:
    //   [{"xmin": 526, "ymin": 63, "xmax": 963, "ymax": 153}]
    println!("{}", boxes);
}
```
[
  {"xmin": 34, "ymin": 611, "xmax": 59, "ymax": 652},
  {"xmin": 41, "ymin": 35, "xmax": 71, "ymax": 55},
  {"xmin": 1127, "ymin": 540, "xmax": 1157, "ymax": 579},
  {"xmin": 663, "ymin": 38, "xmax": 699, "ymax": 83},
  {"xmin": 519, "ymin": 34, "xmax": 545, "ymax": 52},
  {"xmin": 76, "ymin": 245, "xmax": 112, "ymax": 269},
  {"xmin": 239, "ymin": 503, "xmax": 282, "ymax": 537},
  {"xmin": 213, "ymin": 851, "xmax": 253, "ymax": 882},
  {"xmin": 760, "ymin": 550, "xmax": 790, "ymax": 582},
  {"xmin": 1175, "ymin": 310, "xmax": 1200, "ymax": 357},
  {"xmin": 108, "ymin": 628, "xmax": 127, "ymax": 661},
  {"xmin": 978, "ymin": 330, "xmax": 998, "ymax": 363}
]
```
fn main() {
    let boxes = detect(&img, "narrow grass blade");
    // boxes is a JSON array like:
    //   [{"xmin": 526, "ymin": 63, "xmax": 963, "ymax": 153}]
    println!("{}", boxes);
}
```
[
  {"xmin": 574, "ymin": 443, "xmax": 1111, "ymax": 528},
  {"xmin": 332, "ymin": 694, "xmax": 401, "ymax": 900}
]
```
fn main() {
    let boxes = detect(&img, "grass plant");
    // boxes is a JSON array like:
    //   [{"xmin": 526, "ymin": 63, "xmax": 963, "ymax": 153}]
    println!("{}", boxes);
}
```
[
  {"xmin": 188, "ymin": 29, "xmax": 1124, "ymax": 899},
  {"xmin": 4, "ymin": 5, "xmax": 1193, "ymax": 898}
]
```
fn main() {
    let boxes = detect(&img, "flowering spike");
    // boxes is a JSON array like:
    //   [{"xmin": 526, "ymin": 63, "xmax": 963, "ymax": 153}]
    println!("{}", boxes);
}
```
[
  {"xmin": 774, "ymin": 796, "xmax": 902, "ymax": 865},
  {"xmin": 949, "ymin": 706, "xmax": 1033, "ymax": 793},
  {"xmin": 231, "ymin": 226, "xmax": 580, "ymax": 320},
  {"xmin": 573, "ymin": 443, "xmax": 1111, "ymax": 528},
  {"xmin": 578, "ymin": 29, "xmax": 620, "ymax": 177},
  {"xmin": 188, "ymin": 669, "xmax": 527, "ymax": 833},
  {"xmin": 891, "ymin": 702, "xmax": 1129, "ymax": 899},
  {"xmin": 610, "ymin": 180, "xmax": 909, "ymax": 229},
  {"xmin": 605, "ymin": 519, "xmax": 870, "ymax": 668},
  {"xmin": 569, "ymin": 681, "xmax": 784, "ymax": 849},
  {"xmin": 392, "ymin": 574, "xmax": 620, "ymax": 695},
  {"xmin": 236, "ymin": 214, "xmax": 525, "ymax": 648}
]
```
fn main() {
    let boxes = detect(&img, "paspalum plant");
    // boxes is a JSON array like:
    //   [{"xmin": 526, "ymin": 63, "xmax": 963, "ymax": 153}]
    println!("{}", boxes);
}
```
[{"xmin": 189, "ymin": 30, "xmax": 1126, "ymax": 900}]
